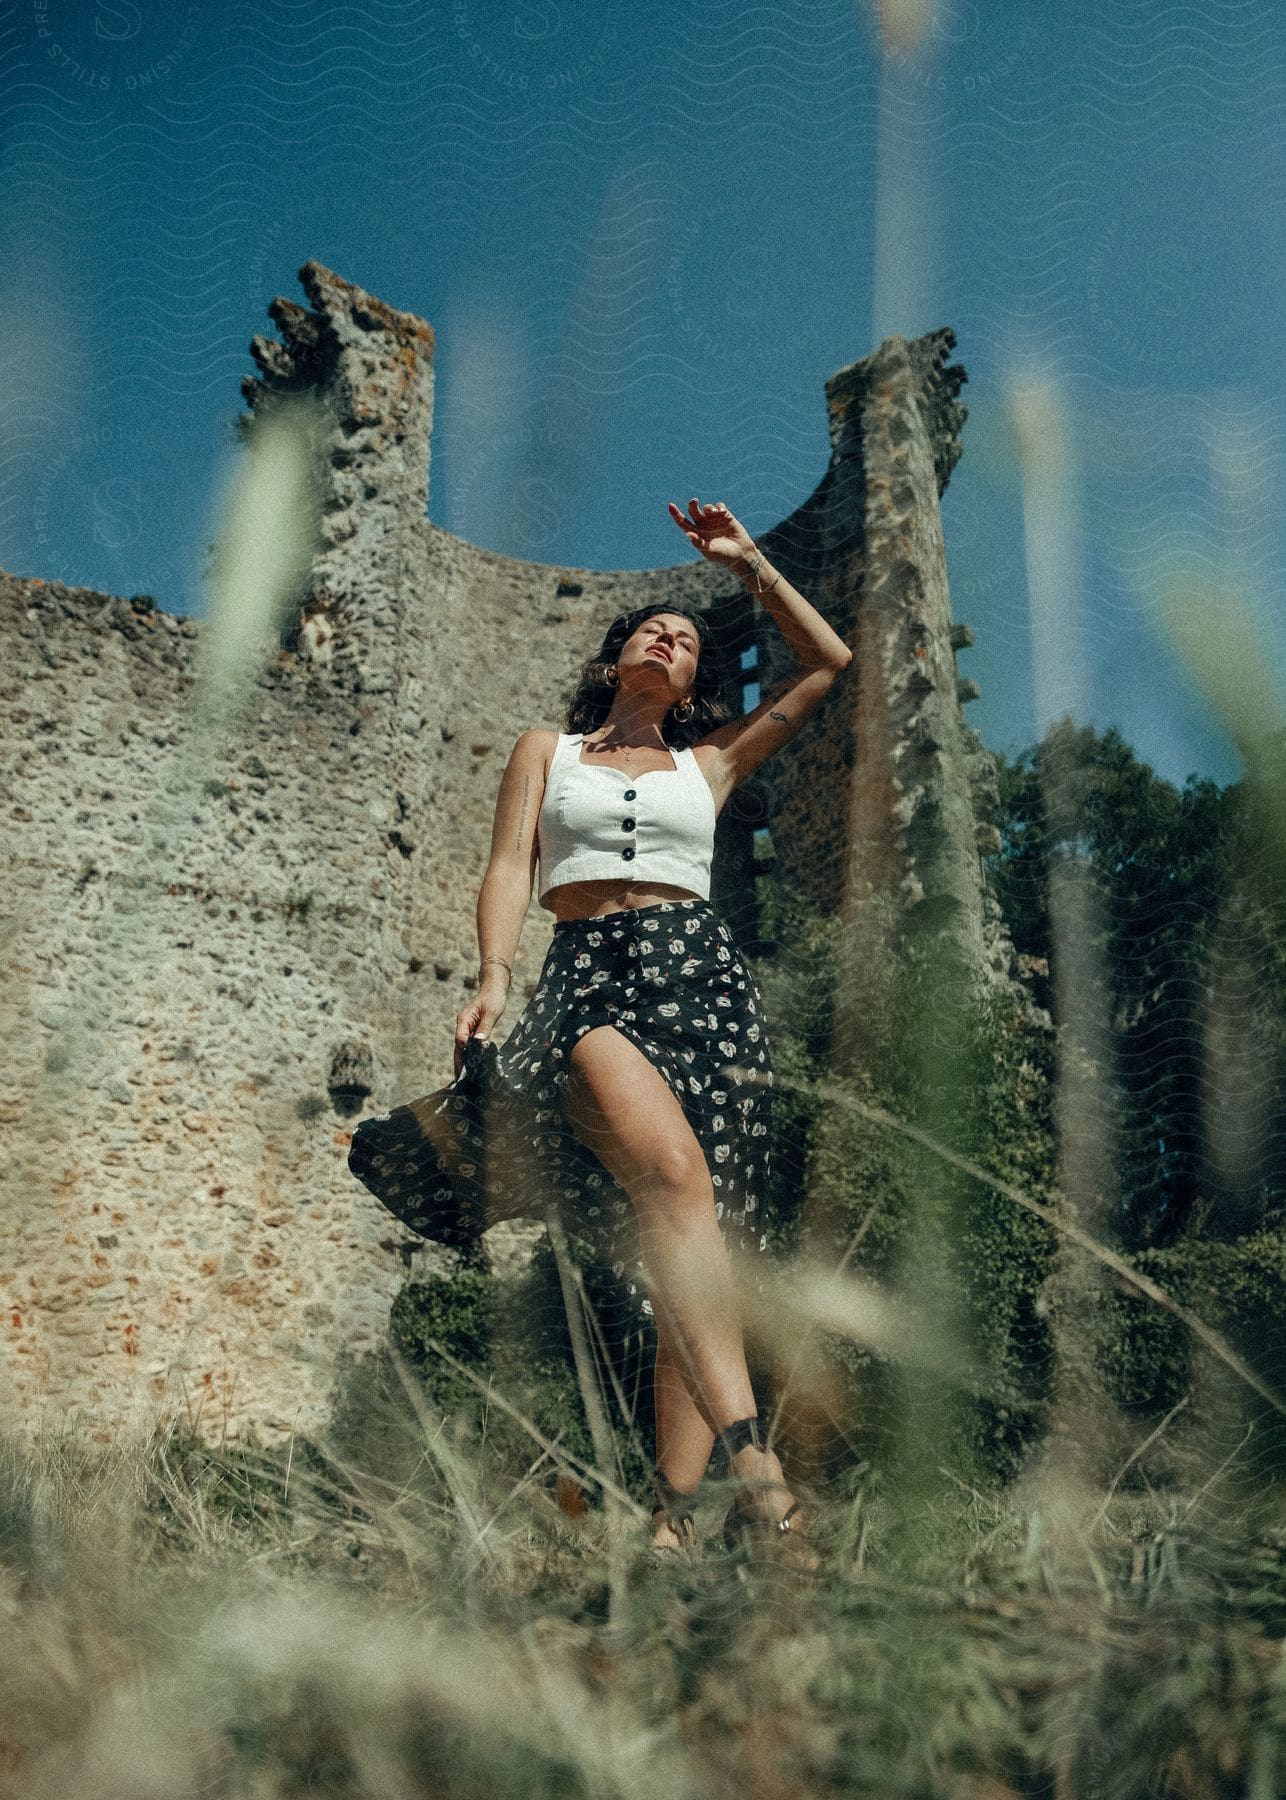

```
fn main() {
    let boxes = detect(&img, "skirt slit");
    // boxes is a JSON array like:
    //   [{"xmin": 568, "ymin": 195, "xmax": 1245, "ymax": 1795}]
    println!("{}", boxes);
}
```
[{"xmin": 493, "ymin": 897, "xmax": 776, "ymax": 1327}]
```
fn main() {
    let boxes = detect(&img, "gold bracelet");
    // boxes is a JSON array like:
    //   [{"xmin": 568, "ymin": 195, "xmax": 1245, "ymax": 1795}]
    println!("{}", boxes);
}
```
[{"xmin": 480, "ymin": 955, "xmax": 512, "ymax": 976}]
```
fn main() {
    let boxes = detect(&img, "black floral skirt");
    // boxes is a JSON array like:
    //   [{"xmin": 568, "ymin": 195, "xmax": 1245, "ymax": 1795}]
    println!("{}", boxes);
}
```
[{"xmin": 495, "ymin": 897, "xmax": 776, "ymax": 1329}]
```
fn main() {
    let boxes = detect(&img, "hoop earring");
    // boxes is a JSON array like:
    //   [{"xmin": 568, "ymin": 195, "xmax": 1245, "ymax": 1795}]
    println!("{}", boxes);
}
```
[
  {"xmin": 674, "ymin": 697, "xmax": 694, "ymax": 723},
  {"xmin": 605, "ymin": 663, "xmax": 620, "ymax": 687}
]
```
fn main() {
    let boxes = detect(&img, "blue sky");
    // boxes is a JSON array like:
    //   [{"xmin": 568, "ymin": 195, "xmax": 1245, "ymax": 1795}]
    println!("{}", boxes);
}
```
[{"xmin": 4, "ymin": 0, "xmax": 1284, "ymax": 789}]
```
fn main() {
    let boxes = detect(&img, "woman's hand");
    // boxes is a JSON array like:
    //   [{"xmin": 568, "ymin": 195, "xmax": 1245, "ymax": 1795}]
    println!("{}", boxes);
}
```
[
  {"xmin": 667, "ymin": 498, "xmax": 757, "ymax": 569},
  {"xmin": 454, "ymin": 979, "xmax": 508, "ymax": 1077}
]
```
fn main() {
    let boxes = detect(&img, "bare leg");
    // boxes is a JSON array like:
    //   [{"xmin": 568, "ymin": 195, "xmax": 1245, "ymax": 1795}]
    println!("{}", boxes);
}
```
[
  {"xmin": 653, "ymin": 1322, "xmax": 716, "ymax": 1486},
  {"xmin": 651, "ymin": 1322, "xmax": 715, "ymax": 1547},
  {"xmin": 562, "ymin": 1024, "xmax": 800, "ymax": 1538}
]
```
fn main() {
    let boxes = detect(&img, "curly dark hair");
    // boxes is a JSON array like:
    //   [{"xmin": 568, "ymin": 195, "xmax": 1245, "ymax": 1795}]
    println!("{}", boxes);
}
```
[{"xmin": 563, "ymin": 603, "xmax": 737, "ymax": 749}]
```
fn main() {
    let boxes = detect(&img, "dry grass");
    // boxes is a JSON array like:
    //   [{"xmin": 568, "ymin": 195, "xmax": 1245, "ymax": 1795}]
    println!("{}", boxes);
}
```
[{"xmin": 0, "ymin": 1372, "xmax": 1281, "ymax": 1800}]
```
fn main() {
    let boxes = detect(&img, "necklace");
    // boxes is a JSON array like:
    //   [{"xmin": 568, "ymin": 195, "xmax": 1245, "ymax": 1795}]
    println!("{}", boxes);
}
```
[{"xmin": 582, "ymin": 733, "xmax": 673, "ymax": 773}]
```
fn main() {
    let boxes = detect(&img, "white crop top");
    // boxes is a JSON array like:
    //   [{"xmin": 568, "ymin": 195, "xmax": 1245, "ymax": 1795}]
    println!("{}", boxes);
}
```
[{"xmin": 536, "ymin": 731, "xmax": 717, "ymax": 909}]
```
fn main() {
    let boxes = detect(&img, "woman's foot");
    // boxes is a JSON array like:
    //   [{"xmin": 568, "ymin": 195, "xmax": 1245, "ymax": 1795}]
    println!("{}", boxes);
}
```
[
  {"xmin": 648, "ymin": 1468, "xmax": 699, "ymax": 1555},
  {"xmin": 723, "ymin": 1443, "xmax": 818, "ymax": 1568},
  {"xmin": 649, "ymin": 1504, "xmax": 697, "ymax": 1552}
]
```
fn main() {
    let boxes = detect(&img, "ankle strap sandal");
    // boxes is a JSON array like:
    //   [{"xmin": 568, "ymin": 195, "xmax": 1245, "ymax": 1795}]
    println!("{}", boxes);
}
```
[
  {"xmin": 718, "ymin": 1408, "xmax": 816, "ymax": 1564},
  {"xmin": 722, "ymin": 1493, "xmax": 807, "ymax": 1553},
  {"xmin": 715, "ymin": 1405, "xmax": 776, "ymax": 1470},
  {"xmin": 649, "ymin": 1467, "xmax": 699, "ymax": 1550}
]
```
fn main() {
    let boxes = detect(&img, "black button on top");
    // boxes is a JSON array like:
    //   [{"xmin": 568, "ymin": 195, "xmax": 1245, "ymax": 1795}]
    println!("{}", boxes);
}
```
[
  {"xmin": 623, "ymin": 788, "xmax": 636, "ymax": 801},
  {"xmin": 621, "ymin": 817, "xmax": 636, "ymax": 831},
  {"xmin": 622, "ymin": 847, "xmax": 635, "ymax": 861}
]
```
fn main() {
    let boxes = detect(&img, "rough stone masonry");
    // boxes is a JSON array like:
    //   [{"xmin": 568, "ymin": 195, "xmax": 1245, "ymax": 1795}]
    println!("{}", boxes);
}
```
[{"xmin": 0, "ymin": 260, "xmax": 1023, "ymax": 1447}]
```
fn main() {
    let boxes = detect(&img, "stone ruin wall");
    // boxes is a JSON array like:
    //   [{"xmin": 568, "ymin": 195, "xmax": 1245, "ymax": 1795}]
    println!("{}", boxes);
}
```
[
  {"xmin": 0, "ymin": 260, "xmax": 1024, "ymax": 1449},
  {"xmin": 0, "ymin": 545, "xmax": 721, "ymax": 1450}
]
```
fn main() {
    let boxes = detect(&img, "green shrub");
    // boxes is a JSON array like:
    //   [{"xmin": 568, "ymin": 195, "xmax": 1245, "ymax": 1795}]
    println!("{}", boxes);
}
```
[
  {"xmin": 1095, "ymin": 1230, "xmax": 1286, "ymax": 1463},
  {"xmin": 386, "ymin": 1247, "xmax": 652, "ymax": 1503},
  {"xmin": 756, "ymin": 878, "xmax": 1061, "ymax": 1484},
  {"xmin": 390, "ymin": 1267, "xmax": 495, "ymax": 1416}
]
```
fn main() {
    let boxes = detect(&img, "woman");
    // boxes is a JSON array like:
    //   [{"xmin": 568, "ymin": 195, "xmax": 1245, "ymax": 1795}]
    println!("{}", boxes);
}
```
[{"xmin": 455, "ymin": 498, "xmax": 852, "ymax": 1556}]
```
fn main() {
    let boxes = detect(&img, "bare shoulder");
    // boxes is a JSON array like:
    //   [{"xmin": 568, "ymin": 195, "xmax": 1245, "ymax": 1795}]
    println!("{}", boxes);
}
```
[{"xmin": 513, "ymin": 727, "xmax": 560, "ymax": 774}]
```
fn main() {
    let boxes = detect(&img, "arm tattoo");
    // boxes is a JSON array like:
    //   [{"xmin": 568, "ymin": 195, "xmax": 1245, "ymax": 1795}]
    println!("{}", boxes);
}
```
[
  {"xmin": 764, "ymin": 676, "xmax": 795, "ymax": 726},
  {"xmin": 728, "ymin": 675, "xmax": 797, "ymax": 740},
  {"xmin": 513, "ymin": 772, "xmax": 533, "ymax": 852}
]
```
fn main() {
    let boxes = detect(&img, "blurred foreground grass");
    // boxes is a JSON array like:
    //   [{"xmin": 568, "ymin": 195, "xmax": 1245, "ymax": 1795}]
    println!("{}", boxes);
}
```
[{"xmin": 0, "ymin": 1378, "xmax": 1282, "ymax": 1800}]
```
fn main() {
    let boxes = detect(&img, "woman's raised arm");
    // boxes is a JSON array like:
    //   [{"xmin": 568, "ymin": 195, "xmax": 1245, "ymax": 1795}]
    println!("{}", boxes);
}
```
[
  {"xmin": 669, "ymin": 497, "xmax": 852, "ymax": 791},
  {"xmin": 667, "ymin": 497, "xmax": 852, "ymax": 671}
]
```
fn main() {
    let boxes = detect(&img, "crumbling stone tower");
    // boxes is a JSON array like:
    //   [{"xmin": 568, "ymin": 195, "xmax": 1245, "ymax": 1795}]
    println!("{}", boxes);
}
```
[{"xmin": 1, "ymin": 260, "xmax": 1019, "ymax": 1447}]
